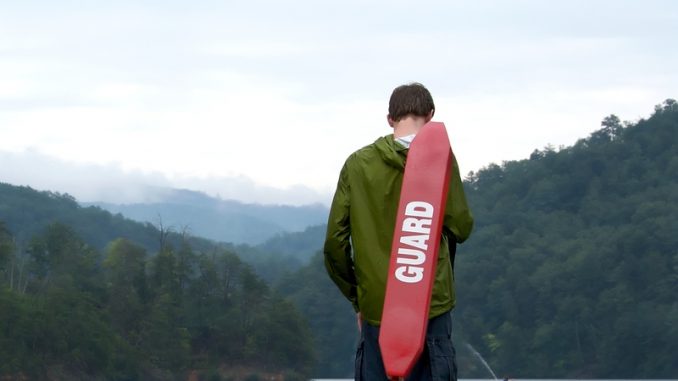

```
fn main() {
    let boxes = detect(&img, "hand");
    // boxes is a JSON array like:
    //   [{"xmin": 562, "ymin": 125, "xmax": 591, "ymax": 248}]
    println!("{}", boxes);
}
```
[{"xmin": 356, "ymin": 312, "xmax": 362, "ymax": 332}]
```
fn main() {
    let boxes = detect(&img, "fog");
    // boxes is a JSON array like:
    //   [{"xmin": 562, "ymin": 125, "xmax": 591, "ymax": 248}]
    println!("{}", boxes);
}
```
[{"xmin": 0, "ymin": 150, "xmax": 331, "ymax": 206}]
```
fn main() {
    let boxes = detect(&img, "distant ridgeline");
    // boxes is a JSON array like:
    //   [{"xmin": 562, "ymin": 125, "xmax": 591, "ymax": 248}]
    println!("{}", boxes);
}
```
[
  {"xmin": 1, "ymin": 99, "xmax": 677, "ymax": 379},
  {"xmin": 90, "ymin": 189, "xmax": 329, "ymax": 246}
]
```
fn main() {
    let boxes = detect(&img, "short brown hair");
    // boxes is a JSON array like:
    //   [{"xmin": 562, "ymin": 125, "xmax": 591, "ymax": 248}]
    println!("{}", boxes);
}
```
[{"xmin": 388, "ymin": 82, "xmax": 435, "ymax": 122}]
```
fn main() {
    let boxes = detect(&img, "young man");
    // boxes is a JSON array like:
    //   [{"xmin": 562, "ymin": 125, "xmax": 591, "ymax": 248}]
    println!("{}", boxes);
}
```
[{"xmin": 324, "ymin": 82, "xmax": 474, "ymax": 380}]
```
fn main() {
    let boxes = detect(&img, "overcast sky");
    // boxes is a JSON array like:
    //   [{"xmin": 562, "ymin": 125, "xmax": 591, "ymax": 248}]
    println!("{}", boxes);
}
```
[{"xmin": 1, "ymin": 0, "xmax": 676, "ymax": 205}]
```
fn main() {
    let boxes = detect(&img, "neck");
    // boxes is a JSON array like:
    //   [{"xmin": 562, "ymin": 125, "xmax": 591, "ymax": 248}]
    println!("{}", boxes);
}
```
[{"xmin": 393, "ymin": 115, "xmax": 429, "ymax": 138}]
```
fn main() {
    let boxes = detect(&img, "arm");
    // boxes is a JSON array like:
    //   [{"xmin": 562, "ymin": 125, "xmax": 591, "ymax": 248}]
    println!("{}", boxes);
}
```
[
  {"xmin": 323, "ymin": 163, "xmax": 359, "ymax": 311},
  {"xmin": 443, "ymin": 154, "xmax": 474, "ymax": 243}
]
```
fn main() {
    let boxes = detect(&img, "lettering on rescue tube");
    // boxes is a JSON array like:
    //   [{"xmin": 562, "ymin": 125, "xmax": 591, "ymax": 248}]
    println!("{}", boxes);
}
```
[
  {"xmin": 394, "ymin": 201, "xmax": 433, "ymax": 284},
  {"xmin": 379, "ymin": 121, "xmax": 452, "ymax": 379}
]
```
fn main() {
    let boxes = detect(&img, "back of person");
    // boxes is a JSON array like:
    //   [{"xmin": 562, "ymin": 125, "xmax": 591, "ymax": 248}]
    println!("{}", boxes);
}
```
[{"xmin": 324, "ymin": 82, "xmax": 473, "ymax": 380}]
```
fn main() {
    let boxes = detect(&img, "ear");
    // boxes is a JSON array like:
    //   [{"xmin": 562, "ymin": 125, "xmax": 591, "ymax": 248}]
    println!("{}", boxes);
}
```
[
  {"xmin": 425, "ymin": 109, "xmax": 434, "ymax": 123},
  {"xmin": 387, "ymin": 114, "xmax": 395, "ymax": 127}
]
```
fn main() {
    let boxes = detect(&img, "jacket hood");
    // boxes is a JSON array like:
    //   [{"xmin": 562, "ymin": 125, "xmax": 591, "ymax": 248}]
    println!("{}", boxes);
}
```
[{"xmin": 374, "ymin": 135, "xmax": 408, "ymax": 170}]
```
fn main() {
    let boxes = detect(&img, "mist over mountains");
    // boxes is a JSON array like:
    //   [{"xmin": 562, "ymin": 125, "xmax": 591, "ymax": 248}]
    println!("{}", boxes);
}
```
[
  {"xmin": 89, "ymin": 188, "xmax": 328, "ymax": 245},
  {"xmin": 0, "ymin": 150, "xmax": 332, "ymax": 206},
  {"xmin": 0, "ymin": 151, "xmax": 331, "ymax": 245}
]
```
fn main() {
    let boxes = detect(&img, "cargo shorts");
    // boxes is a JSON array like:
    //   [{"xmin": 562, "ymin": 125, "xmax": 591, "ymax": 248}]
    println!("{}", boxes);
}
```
[{"xmin": 355, "ymin": 310, "xmax": 457, "ymax": 381}]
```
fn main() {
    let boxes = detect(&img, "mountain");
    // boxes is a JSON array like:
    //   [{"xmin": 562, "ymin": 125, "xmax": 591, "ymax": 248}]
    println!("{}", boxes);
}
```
[
  {"xmin": 0, "ymin": 213, "xmax": 314, "ymax": 381},
  {"xmin": 452, "ymin": 100, "xmax": 678, "ymax": 378},
  {"xmin": 0, "ymin": 183, "xmax": 226, "ymax": 254},
  {"xmin": 256, "ymin": 224, "xmax": 326, "ymax": 261},
  {"xmin": 0, "ymin": 184, "xmax": 154, "ymax": 251},
  {"xmin": 277, "ymin": 99, "xmax": 678, "ymax": 378},
  {"xmin": 1, "ymin": 99, "xmax": 675, "ymax": 378},
  {"xmin": 0, "ymin": 183, "xmax": 318, "ymax": 380},
  {"xmin": 0, "ymin": 181, "xmax": 321, "ymax": 285},
  {"xmin": 90, "ymin": 188, "xmax": 329, "ymax": 245}
]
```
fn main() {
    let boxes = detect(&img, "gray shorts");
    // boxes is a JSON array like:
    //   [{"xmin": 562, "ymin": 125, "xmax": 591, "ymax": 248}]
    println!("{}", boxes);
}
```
[{"xmin": 355, "ymin": 310, "xmax": 457, "ymax": 381}]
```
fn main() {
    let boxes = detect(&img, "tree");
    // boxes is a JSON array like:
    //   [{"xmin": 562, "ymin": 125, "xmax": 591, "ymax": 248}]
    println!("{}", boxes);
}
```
[
  {"xmin": 144, "ymin": 247, "xmax": 190, "ymax": 372},
  {"xmin": 103, "ymin": 238, "xmax": 149, "ymax": 348},
  {"xmin": 24, "ymin": 223, "xmax": 102, "ymax": 296},
  {"xmin": 0, "ymin": 222, "xmax": 14, "ymax": 286}
]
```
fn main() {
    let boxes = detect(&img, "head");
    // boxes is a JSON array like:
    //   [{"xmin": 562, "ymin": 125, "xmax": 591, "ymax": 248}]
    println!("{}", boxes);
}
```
[{"xmin": 387, "ymin": 82, "xmax": 435, "ymax": 127}]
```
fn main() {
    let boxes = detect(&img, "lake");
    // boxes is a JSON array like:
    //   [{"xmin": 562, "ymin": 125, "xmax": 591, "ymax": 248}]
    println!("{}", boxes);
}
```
[{"xmin": 313, "ymin": 379, "xmax": 678, "ymax": 381}]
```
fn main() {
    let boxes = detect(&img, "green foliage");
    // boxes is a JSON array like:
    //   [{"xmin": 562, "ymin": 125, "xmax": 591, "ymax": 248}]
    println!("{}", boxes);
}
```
[
  {"xmin": 256, "ymin": 224, "xmax": 326, "ymax": 262},
  {"xmin": 276, "ymin": 252, "xmax": 356, "ymax": 377},
  {"xmin": 455, "ymin": 99, "xmax": 678, "ymax": 378},
  {"xmin": 0, "ymin": 222, "xmax": 14, "ymax": 283},
  {"xmin": 240, "ymin": 224, "xmax": 327, "ymax": 284},
  {"xmin": 0, "ymin": 226, "xmax": 314, "ymax": 379},
  {"xmin": 0, "ymin": 183, "xmax": 222, "ymax": 255}
]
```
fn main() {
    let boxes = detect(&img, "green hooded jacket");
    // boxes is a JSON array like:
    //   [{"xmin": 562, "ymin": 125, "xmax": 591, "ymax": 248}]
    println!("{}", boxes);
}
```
[{"xmin": 324, "ymin": 134, "xmax": 474, "ymax": 325}]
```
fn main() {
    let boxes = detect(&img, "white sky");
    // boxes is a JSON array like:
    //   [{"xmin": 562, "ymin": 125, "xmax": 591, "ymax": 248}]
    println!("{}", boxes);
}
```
[{"xmin": 1, "ymin": 0, "xmax": 676, "ymax": 205}]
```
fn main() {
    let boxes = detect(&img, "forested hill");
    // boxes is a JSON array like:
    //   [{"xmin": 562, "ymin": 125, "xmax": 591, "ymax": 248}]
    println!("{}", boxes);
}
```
[
  {"xmin": 452, "ymin": 99, "xmax": 678, "ymax": 377},
  {"xmin": 0, "ymin": 188, "xmax": 315, "ymax": 380},
  {"xmin": 277, "ymin": 99, "xmax": 678, "ymax": 378},
  {"xmin": 0, "ymin": 184, "xmax": 215, "ymax": 253},
  {"xmin": 0, "ymin": 183, "xmax": 319, "ymax": 293}
]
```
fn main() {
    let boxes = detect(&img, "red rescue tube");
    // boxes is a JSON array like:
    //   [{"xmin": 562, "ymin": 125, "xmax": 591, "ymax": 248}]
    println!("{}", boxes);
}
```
[{"xmin": 379, "ymin": 121, "xmax": 452, "ymax": 378}]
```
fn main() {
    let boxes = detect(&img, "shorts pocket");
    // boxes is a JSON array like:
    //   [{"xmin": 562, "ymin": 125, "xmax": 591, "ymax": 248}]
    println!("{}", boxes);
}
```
[{"xmin": 427, "ymin": 337, "xmax": 457, "ymax": 381}]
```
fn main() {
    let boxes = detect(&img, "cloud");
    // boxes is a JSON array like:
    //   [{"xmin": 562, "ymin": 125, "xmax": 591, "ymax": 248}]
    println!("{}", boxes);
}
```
[
  {"xmin": 0, "ymin": 0, "xmax": 676, "ymax": 201},
  {"xmin": 437, "ymin": 85, "xmax": 668, "ymax": 175},
  {"xmin": 0, "ymin": 150, "xmax": 331, "ymax": 206}
]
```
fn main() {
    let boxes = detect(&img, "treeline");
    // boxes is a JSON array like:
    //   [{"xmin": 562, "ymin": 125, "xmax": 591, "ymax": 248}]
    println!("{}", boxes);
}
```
[
  {"xmin": 0, "ymin": 182, "xmax": 317, "ymax": 287},
  {"xmin": 454, "ymin": 99, "xmax": 678, "ymax": 377},
  {"xmin": 0, "ymin": 182, "xmax": 220, "ymax": 255},
  {"xmin": 0, "ymin": 222, "xmax": 313, "ymax": 380}
]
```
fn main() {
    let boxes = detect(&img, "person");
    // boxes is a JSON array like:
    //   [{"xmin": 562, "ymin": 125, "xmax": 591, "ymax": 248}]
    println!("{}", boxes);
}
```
[{"xmin": 324, "ymin": 82, "xmax": 474, "ymax": 381}]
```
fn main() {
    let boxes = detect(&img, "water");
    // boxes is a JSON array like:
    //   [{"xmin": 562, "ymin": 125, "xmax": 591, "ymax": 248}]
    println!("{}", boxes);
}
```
[
  {"xmin": 314, "ymin": 379, "xmax": 678, "ymax": 381},
  {"xmin": 465, "ymin": 343, "xmax": 498, "ymax": 380}
]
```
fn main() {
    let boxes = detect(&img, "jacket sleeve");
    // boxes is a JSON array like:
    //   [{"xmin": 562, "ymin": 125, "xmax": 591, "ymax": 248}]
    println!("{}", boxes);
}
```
[
  {"xmin": 443, "ymin": 154, "xmax": 474, "ymax": 243},
  {"xmin": 323, "ymin": 163, "xmax": 359, "ymax": 311}
]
